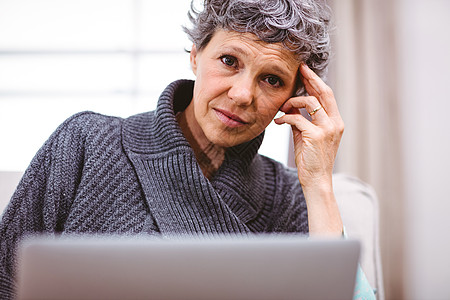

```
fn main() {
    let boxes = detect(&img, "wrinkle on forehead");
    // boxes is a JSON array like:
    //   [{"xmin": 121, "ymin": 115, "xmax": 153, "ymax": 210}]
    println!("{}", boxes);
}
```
[{"xmin": 213, "ymin": 30, "xmax": 300, "ymax": 73}]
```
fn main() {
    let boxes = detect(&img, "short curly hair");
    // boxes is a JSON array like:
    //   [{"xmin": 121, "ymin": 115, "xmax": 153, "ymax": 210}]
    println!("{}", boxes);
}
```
[{"xmin": 183, "ymin": 0, "xmax": 332, "ymax": 95}]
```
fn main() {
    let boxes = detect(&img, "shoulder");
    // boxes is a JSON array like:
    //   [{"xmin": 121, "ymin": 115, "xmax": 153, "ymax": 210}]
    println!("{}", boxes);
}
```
[
  {"xmin": 56, "ymin": 111, "xmax": 124, "ymax": 133},
  {"xmin": 32, "ymin": 111, "xmax": 126, "ymax": 165},
  {"xmin": 49, "ymin": 111, "xmax": 125, "ymax": 145}
]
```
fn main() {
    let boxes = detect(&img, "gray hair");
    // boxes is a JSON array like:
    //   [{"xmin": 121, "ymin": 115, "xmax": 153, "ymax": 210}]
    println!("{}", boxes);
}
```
[{"xmin": 183, "ymin": 0, "xmax": 332, "ymax": 95}]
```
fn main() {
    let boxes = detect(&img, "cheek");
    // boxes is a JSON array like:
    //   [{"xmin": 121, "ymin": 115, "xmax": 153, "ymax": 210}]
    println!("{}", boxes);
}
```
[
  {"xmin": 255, "ymin": 94, "xmax": 286, "ymax": 122},
  {"xmin": 194, "ymin": 70, "xmax": 226, "ymax": 105}
]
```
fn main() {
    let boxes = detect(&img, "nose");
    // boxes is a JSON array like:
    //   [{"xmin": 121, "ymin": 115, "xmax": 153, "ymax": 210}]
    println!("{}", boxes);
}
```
[{"xmin": 227, "ymin": 74, "xmax": 255, "ymax": 106}]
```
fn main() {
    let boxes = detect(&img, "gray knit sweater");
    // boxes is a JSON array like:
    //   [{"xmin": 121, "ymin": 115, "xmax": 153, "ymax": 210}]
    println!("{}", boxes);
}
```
[{"xmin": 0, "ymin": 79, "xmax": 308, "ymax": 299}]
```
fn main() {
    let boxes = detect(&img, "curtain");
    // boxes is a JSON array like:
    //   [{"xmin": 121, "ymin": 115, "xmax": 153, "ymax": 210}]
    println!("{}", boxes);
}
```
[{"xmin": 327, "ymin": 1, "xmax": 404, "ymax": 299}]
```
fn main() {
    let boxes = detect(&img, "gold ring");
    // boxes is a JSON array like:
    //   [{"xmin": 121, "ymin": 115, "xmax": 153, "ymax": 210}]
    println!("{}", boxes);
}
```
[{"xmin": 309, "ymin": 105, "xmax": 322, "ymax": 116}]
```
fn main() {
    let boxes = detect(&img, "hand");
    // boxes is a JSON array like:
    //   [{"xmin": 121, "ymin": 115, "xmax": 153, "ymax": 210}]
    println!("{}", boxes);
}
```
[
  {"xmin": 274, "ymin": 64, "xmax": 344, "ymax": 236},
  {"xmin": 274, "ymin": 63, "xmax": 344, "ymax": 190}
]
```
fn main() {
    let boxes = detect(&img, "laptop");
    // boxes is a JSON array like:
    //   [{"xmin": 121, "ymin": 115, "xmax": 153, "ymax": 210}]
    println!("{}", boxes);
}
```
[{"xmin": 16, "ymin": 235, "xmax": 360, "ymax": 300}]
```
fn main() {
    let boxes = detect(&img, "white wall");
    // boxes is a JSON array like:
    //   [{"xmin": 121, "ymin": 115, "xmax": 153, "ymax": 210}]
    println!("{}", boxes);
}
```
[{"xmin": 397, "ymin": 0, "xmax": 450, "ymax": 299}]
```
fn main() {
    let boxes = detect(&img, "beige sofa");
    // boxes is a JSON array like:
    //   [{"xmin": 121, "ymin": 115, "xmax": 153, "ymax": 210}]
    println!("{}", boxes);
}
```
[
  {"xmin": 333, "ymin": 173, "xmax": 384, "ymax": 300},
  {"xmin": 0, "ymin": 171, "xmax": 23, "ymax": 215}
]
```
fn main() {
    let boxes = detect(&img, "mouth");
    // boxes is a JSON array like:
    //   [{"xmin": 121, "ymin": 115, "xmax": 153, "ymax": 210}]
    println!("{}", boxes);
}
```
[{"xmin": 214, "ymin": 108, "xmax": 249, "ymax": 128}]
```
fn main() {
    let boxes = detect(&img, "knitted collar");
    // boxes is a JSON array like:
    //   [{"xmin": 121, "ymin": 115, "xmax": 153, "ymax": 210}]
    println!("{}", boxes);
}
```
[{"xmin": 122, "ymin": 80, "xmax": 267, "ymax": 236}]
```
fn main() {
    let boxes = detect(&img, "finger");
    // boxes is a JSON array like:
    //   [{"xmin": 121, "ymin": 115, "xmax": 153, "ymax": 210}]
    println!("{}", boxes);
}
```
[
  {"xmin": 275, "ymin": 112, "xmax": 343, "ymax": 152},
  {"xmin": 279, "ymin": 96, "xmax": 315, "ymax": 112},
  {"xmin": 300, "ymin": 64, "xmax": 339, "ymax": 118},
  {"xmin": 300, "ymin": 63, "xmax": 332, "ymax": 98},
  {"xmin": 274, "ymin": 112, "xmax": 316, "ymax": 133},
  {"xmin": 279, "ymin": 96, "xmax": 328, "ymax": 124}
]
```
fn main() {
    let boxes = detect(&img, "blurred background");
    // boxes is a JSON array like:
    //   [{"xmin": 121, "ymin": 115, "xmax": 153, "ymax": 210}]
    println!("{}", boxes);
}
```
[{"xmin": 1, "ymin": 0, "xmax": 449, "ymax": 299}]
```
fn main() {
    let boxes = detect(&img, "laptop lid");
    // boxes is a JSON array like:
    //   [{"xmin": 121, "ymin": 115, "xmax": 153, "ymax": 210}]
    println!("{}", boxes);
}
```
[{"xmin": 16, "ymin": 235, "xmax": 360, "ymax": 300}]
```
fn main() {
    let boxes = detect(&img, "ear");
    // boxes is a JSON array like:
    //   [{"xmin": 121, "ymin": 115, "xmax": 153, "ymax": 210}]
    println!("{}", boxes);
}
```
[{"xmin": 190, "ymin": 45, "xmax": 198, "ymax": 76}]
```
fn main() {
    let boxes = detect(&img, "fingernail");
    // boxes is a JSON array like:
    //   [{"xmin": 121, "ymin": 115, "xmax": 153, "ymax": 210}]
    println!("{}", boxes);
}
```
[{"xmin": 273, "ymin": 118, "xmax": 283, "ymax": 125}]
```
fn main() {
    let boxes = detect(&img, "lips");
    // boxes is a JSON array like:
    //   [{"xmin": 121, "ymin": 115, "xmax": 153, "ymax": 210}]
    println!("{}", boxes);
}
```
[{"xmin": 214, "ymin": 108, "xmax": 249, "ymax": 128}]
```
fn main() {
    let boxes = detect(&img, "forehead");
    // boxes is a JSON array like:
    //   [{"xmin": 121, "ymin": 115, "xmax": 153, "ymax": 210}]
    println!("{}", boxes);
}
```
[{"xmin": 205, "ymin": 30, "xmax": 299, "ymax": 70}]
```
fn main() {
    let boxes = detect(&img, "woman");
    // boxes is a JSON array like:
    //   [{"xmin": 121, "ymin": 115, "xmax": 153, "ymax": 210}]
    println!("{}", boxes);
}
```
[{"xmin": 0, "ymin": 0, "xmax": 375, "ymax": 299}]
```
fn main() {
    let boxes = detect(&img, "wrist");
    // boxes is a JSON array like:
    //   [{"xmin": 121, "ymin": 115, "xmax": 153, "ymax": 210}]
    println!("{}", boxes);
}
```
[
  {"xmin": 302, "ymin": 179, "xmax": 343, "ymax": 237},
  {"xmin": 298, "ymin": 173, "xmax": 333, "ymax": 192},
  {"xmin": 301, "ymin": 177, "xmax": 333, "ymax": 201}
]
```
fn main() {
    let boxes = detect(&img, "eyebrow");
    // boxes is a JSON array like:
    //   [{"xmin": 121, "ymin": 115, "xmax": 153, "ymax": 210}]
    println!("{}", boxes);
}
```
[
  {"xmin": 269, "ymin": 65, "xmax": 290, "ymax": 79},
  {"xmin": 220, "ymin": 46, "xmax": 292, "ymax": 78},
  {"xmin": 220, "ymin": 45, "xmax": 248, "ymax": 58}
]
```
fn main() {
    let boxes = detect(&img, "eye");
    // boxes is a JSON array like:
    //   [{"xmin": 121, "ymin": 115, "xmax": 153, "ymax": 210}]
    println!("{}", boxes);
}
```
[
  {"xmin": 220, "ymin": 55, "xmax": 238, "ymax": 68},
  {"xmin": 264, "ymin": 75, "xmax": 283, "ymax": 88}
]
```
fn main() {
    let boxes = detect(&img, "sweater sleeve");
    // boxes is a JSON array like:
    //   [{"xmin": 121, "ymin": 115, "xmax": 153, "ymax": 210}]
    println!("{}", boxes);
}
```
[
  {"xmin": 353, "ymin": 266, "xmax": 376, "ymax": 300},
  {"xmin": 342, "ymin": 227, "xmax": 376, "ymax": 300},
  {"xmin": 0, "ymin": 112, "xmax": 90, "ymax": 299}
]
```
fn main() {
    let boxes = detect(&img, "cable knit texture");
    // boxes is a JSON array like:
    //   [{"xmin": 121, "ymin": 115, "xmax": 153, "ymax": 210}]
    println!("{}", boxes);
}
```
[{"xmin": 0, "ymin": 79, "xmax": 308, "ymax": 299}]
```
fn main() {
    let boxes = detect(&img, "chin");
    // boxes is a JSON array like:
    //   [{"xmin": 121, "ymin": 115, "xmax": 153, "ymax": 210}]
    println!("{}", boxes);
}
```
[
  {"xmin": 201, "ymin": 118, "xmax": 262, "ymax": 148},
  {"xmin": 208, "ymin": 132, "xmax": 256, "ymax": 148}
]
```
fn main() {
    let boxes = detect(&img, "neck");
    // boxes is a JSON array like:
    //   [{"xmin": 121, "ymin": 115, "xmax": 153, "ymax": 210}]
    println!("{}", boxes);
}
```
[{"xmin": 176, "ymin": 102, "xmax": 225, "ymax": 179}]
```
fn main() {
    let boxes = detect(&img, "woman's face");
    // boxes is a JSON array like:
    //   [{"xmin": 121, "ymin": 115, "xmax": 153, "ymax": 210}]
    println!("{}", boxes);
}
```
[{"xmin": 190, "ymin": 29, "xmax": 300, "ymax": 148}]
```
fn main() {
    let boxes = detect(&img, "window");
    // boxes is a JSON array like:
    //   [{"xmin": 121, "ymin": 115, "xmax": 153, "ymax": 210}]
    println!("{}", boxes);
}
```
[{"xmin": 0, "ymin": 0, "xmax": 289, "ymax": 171}]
